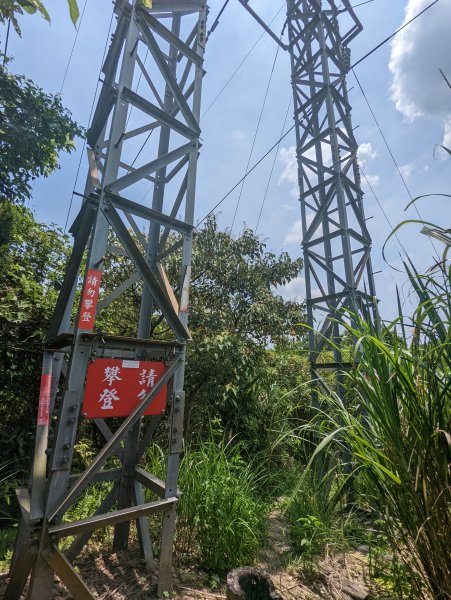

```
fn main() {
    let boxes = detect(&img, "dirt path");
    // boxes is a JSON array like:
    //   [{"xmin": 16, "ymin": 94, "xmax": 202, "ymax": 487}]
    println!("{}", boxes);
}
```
[{"xmin": 0, "ymin": 506, "xmax": 373, "ymax": 599}]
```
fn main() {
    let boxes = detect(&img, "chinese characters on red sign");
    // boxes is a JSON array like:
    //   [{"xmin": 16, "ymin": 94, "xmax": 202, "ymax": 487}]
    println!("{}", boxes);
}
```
[
  {"xmin": 82, "ymin": 358, "xmax": 167, "ymax": 418},
  {"xmin": 77, "ymin": 269, "xmax": 102, "ymax": 331}
]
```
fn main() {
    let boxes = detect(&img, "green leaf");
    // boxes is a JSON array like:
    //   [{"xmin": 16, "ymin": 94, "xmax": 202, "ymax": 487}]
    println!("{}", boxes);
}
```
[
  {"xmin": 67, "ymin": 0, "xmax": 79, "ymax": 25},
  {"xmin": 23, "ymin": 1, "xmax": 50, "ymax": 21}
]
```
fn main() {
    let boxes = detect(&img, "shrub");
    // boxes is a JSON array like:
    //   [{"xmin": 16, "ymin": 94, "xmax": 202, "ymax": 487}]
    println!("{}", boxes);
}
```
[
  {"xmin": 315, "ymin": 256, "xmax": 450, "ymax": 598},
  {"xmin": 176, "ymin": 437, "xmax": 267, "ymax": 572}
]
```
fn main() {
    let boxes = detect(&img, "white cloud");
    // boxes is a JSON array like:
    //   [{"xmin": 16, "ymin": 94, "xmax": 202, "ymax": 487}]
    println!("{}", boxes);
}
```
[
  {"xmin": 389, "ymin": 0, "xmax": 451, "ymax": 139},
  {"xmin": 358, "ymin": 142, "xmax": 377, "ymax": 160},
  {"xmin": 399, "ymin": 163, "xmax": 414, "ymax": 179},
  {"xmin": 279, "ymin": 143, "xmax": 333, "ymax": 199},
  {"xmin": 362, "ymin": 174, "xmax": 381, "ymax": 187},
  {"xmin": 279, "ymin": 146, "xmax": 298, "ymax": 184},
  {"xmin": 277, "ymin": 276, "xmax": 305, "ymax": 302},
  {"xmin": 284, "ymin": 218, "xmax": 302, "ymax": 245},
  {"xmin": 358, "ymin": 142, "xmax": 379, "ymax": 184},
  {"xmin": 228, "ymin": 129, "xmax": 246, "ymax": 141},
  {"xmin": 279, "ymin": 146, "xmax": 300, "ymax": 199},
  {"xmin": 283, "ymin": 203, "xmax": 296, "ymax": 212},
  {"xmin": 442, "ymin": 116, "xmax": 451, "ymax": 150}
]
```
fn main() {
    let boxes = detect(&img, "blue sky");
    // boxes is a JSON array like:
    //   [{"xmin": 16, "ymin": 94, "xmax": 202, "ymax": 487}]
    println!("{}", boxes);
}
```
[{"xmin": 3, "ymin": 0, "xmax": 451, "ymax": 318}]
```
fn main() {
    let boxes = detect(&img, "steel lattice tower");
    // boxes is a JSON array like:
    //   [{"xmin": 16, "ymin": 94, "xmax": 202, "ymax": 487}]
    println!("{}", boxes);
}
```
[
  {"xmin": 238, "ymin": 0, "xmax": 377, "ymax": 390},
  {"xmin": 286, "ymin": 0, "xmax": 377, "ymax": 389},
  {"xmin": 6, "ymin": 0, "xmax": 206, "ymax": 597}
]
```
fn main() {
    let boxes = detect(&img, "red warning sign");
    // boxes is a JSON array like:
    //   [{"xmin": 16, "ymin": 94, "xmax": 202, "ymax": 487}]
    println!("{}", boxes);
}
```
[
  {"xmin": 82, "ymin": 358, "xmax": 167, "ymax": 418},
  {"xmin": 78, "ymin": 269, "xmax": 102, "ymax": 331},
  {"xmin": 37, "ymin": 373, "xmax": 52, "ymax": 426}
]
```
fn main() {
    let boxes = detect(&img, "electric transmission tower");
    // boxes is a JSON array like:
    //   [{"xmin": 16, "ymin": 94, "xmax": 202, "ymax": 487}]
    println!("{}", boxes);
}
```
[
  {"xmin": 6, "ymin": 0, "xmax": 206, "ymax": 597},
  {"xmin": 239, "ymin": 0, "xmax": 377, "ymax": 391},
  {"xmin": 286, "ymin": 0, "xmax": 377, "ymax": 389}
]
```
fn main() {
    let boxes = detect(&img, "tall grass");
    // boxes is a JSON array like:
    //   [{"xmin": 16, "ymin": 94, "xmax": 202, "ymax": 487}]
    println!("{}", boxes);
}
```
[
  {"xmin": 285, "ymin": 468, "xmax": 365, "ymax": 564},
  {"xmin": 314, "ymin": 257, "xmax": 450, "ymax": 598},
  {"xmin": 144, "ymin": 435, "xmax": 267, "ymax": 572},
  {"xmin": 177, "ymin": 437, "xmax": 267, "ymax": 572}
]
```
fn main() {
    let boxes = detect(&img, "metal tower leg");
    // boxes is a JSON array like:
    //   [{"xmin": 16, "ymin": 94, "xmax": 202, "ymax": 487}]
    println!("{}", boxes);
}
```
[
  {"xmin": 6, "ymin": 1, "xmax": 207, "ymax": 597},
  {"xmin": 286, "ymin": 0, "xmax": 377, "ymax": 390}
]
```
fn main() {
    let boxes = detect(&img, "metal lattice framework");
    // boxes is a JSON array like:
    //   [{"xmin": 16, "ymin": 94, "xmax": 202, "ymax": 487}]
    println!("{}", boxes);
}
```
[
  {"xmin": 6, "ymin": 0, "xmax": 377, "ymax": 597},
  {"xmin": 6, "ymin": 0, "xmax": 206, "ymax": 597},
  {"xmin": 286, "ymin": 0, "xmax": 377, "ymax": 387}
]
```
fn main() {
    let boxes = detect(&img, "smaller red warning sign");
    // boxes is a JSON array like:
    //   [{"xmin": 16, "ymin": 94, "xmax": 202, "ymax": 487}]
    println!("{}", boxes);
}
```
[
  {"xmin": 82, "ymin": 358, "xmax": 167, "ymax": 418},
  {"xmin": 37, "ymin": 373, "xmax": 52, "ymax": 426},
  {"xmin": 78, "ymin": 269, "xmax": 102, "ymax": 331}
]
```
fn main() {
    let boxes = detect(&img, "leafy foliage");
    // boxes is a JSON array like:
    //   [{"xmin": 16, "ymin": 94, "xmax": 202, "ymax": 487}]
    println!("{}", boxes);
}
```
[
  {"xmin": 100, "ymin": 216, "xmax": 306, "ymax": 445},
  {"xmin": 0, "ymin": 202, "xmax": 70, "ymax": 476},
  {"xmin": 176, "ymin": 436, "xmax": 267, "ymax": 572},
  {"xmin": 0, "ymin": 0, "xmax": 79, "ymax": 34},
  {"xmin": 0, "ymin": 63, "xmax": 83, "ymax": 204},
  {"xmin": 184, "ymin": 217, "xmax": 305, "ymax": 439},
  {"xmin": 312, "ymin": 257, "xmax": 451, "ymax": 598}
]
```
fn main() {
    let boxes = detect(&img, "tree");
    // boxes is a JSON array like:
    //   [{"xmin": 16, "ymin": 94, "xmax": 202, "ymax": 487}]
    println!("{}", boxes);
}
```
[
  {"xmin": 0, "ymin": 63, "xmax": 83, "ymax": 206},
  {"xmin": 0, "ymin": 0, "xmax": 79, "ymax": 34},
  {"xmin": 184, "ymin": 217, "xmax": 305, "ymax": 442},
  {"xmin": 99, "ymin": 216, "xmax": 306, "ymax": 443},
  {"xmin": 0, "ymin": 201, "xmax": 70, "ymax": 472}
]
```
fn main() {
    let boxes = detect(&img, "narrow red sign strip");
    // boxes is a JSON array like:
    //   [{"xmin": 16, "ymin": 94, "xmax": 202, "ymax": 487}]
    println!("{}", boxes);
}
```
[
  {"xmin": 77, "ymin": 269, "xmax": 102, "ymax": 331},
  {"xmin": 37, "ymin": 373, "xmax": 52, "ymax": 426}
]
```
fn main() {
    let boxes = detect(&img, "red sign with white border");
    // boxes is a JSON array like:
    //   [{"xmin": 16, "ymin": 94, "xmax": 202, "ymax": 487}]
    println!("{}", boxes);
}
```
[
  {"xmin": 78, "ymin": 269, "xmax": 102, "ymax": 331},
  {"xmin": 82, "ymin": 358, "xmax": 167, "ymax": 418}
]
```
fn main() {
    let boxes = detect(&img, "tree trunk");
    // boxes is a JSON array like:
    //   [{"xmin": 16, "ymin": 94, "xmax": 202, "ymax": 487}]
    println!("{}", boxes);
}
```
[{"xmin": 226, "ymin": 567, "xmax": 282, "ymax": 600}]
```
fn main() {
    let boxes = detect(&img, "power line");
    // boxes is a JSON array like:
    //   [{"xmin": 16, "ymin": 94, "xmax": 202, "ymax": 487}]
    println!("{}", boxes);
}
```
[
  {"xmin": 352, "ymin": 69, "xmax": 441, "ymax": 260},
  {"xmin": 202, "ymin": 1, "xmax": 286, "ymax": 119},
  {"xmin": 255, "ymin": 96, "xmax": 292, "ymax": 233},
  {"xmin": 59, "ymin": 0, "xmax": 89, "ymax": 94},
  {"xmin": 360, "ymin": 166, "xmax": 407, "ymax": 256},
  {"xmin": 197, "ymin": 122, "xmax": 296, "ymax": 227},
  {"xmin": 351, "ymin": 0, "xmax": 441, "ymax": 69},
  {"xmin": 351, "ymin": 0, "xmax": 377, "ymax": 7},
  {"xmin": 126, "ymin": 47, "xmax": 149, "ymax": 136},
  {"xmin": 129, "ymin": 0, "xmax": 266, "ymax": 182},
  {"xmin": 198, "ymin": 0, "xmax": 444, "ymax": 240},
  {"xmin": 231, "ymin": 45, "xmax": 280, "ymax": 232},
  {"xmin": 64, "ymin": 7, "xmax": 115, "ymax": 232}
]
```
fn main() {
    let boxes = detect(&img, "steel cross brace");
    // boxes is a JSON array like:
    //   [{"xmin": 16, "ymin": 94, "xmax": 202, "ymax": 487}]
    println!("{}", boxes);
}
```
[{"xmin": 7, "ymin": 1, "xmax": 207, "ymax": 598}]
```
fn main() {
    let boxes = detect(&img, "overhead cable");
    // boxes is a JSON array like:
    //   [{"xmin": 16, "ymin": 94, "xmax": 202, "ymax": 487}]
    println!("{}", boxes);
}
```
[
  {"xmin": 230, "ymin": 45, "xmax": 280, "ymax": 232},
  {"xmin": 255, "ymin": 96, "xmax": 292, "ymax": 233},
  {"xmin": 352, "ymin": 69, "xmax": 441, "ymax": 260},
  {"xmin": 197, "ymin": 123, "xmax": 296, "ymax": 227},
  {"xmin": 64, "ymin": 7, "xmax": 115, "ymax": 232},
  {"xmin": 199, "ymin": 0, "xmax": 443, "ymax": 234},
  {"xmin": 202, "ymin": 1, "xmax": 286, "ymax": 119},
  {"xmin": 60, "ymin": 0, "xmax": 89, "ymax": 94},
  {"xmin": 206, "ymin": 0, "xmax": 232, "ymax": 40},
  {"xmin": 351, "ymin": 0, "xmax": 441, "ymax": 69}
]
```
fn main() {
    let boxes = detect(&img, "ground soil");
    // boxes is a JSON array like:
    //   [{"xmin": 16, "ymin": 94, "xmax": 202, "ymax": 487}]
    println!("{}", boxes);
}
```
[{"xmin": 0, "ymin": 508, "xmax": 379, "ymax": 599}]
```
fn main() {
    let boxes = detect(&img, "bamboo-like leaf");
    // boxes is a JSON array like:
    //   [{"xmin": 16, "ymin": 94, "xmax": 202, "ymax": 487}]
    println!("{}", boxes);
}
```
[{"xmin": 67, "ymin": 0, "xmax": 79, "ymax": 25}]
